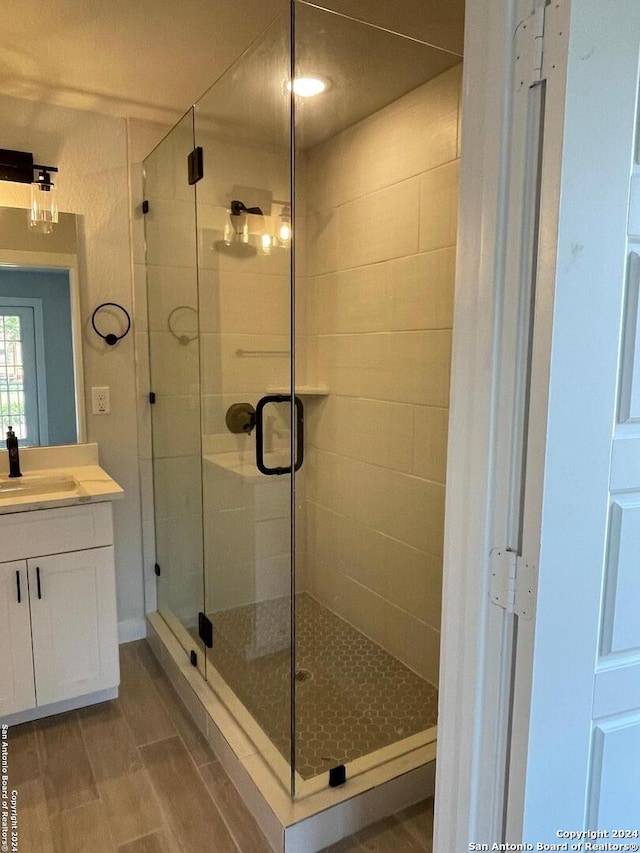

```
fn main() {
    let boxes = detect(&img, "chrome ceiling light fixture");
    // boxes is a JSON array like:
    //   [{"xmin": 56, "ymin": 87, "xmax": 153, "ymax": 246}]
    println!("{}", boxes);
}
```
[{"xmin": 0, "ymin": 148, "xmax": 59, "ymax": 234}]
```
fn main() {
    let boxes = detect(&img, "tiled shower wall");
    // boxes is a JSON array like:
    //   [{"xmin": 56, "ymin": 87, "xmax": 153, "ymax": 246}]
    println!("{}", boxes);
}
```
[{"xmin": 300, "ymin": 64, "xmax": 462, "ymax": 685}]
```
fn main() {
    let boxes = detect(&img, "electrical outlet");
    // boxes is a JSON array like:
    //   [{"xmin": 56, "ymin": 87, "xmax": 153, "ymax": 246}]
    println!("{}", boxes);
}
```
[{"xmin": 91, "ymin": 386, "xmax": 110, "ymax": 415}]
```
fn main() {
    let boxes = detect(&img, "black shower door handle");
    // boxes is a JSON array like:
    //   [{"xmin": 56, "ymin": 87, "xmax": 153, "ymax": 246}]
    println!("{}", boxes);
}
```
[{"xmin": 255, "ymin": 394, "xmax": 303, "ymax": 476}]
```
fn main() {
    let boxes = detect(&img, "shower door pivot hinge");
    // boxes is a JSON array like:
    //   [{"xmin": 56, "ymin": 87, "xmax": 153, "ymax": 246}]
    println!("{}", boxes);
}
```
[
  {"xmin": 142, "ymin": 199, "xmax": 150, "ymax": 214},
  {"xmin": 188, "ymin": 146, "xmax": 204, "ymax": 185},
  {"xmin": 489, "ymin": 548, "xmax": 536, "ymax": 619},
  {"xmin": 149, "ymin": 392, "xmax": 156, "ymax": 404},
  {"xmin": 190, "ymin": 650, "xmax": 198, "ymax": 667},
  {"xmin": 154, "ymin": 563, "xmax": 161, "ymax": 577},
  {"xmin": 198, "ymin": 612, "xmax": 213, "ymax": 648}
]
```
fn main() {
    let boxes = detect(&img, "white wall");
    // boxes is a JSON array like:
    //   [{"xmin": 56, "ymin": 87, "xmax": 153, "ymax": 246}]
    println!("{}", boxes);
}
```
[
  {"xmin": 0, "ymin": 95, "xmax": 147, "ymax": 640},
  {"xmin": 300, "ymin": 65, "xmax": 462, "ymax": 685}
]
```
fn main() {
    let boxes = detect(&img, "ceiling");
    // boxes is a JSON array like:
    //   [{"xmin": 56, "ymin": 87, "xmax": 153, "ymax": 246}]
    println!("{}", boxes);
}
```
[{"xmin": 0, "ymin": 1, "xmax": 464, "ymax": 127}]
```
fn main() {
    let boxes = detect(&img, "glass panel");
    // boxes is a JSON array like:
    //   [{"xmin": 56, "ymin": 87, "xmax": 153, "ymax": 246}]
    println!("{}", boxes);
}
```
[
  {"xmin": 293, "ymin": 1, "xmax": 461, "ymax": 782},
  {"xmin": 144, "ymin": 109, "xmax": 205, "ymax": 666},
  {"xmin": 194, "ymin": 10, "xmax": 294, "ymax": 793}
]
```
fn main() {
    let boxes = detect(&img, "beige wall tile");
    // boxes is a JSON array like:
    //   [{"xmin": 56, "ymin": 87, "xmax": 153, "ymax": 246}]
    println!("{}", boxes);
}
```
[
  {"xmin": 146, "ymin": 266, "xmax": 198, "ymax": 333},
  {"xmin": 307, "ymin": 502, "xmax": 442, "ymax": 630},
  {"xmin": 312, "ymin": 396, "xmax": 415, "ymax": 474},
  {"xmin": 335, "ymin": 575, "xmax": 440, "ymax": 684},
  {"xmin": 307, "ymin": 207, "xmax": 339, "ymax": 276},
  {"xmin": 307, "ymin": 451, "xmax": 445, "ymax": 557},
  {"xmin": 153, "ymin": 455, "xmax": 202, "ymax": 520},
  {"xmin": 201, "ymin": 333, "xmax": 290, "ymax": 397},
  {"xmin": 337, "ymin": 177, "xmax": 421, "ymax": 270},
  {"xmin": 255, "ymin": 554, "xmax": 291, "ymax": 601},
  {"xmin": 218, "ymin": 271, "xmax": 290, "ymax": 335},
  {"xmin": 317, "ymin": 330, "xmax": 452, "ymax": 407},
  {"xmin": 419, "ymin": 160, "xmax": 460, "ymax": 252},
  {"xmin": 255, "ymin": 517, "xmax": 290, "ymax": 561},
  {"xmin": 151, "ymin": 396, "xmax": 201, "ymax": 458},
  {"xmin": 305, "ymin": 65, "xmax": 462, "ymax": 209},
  {"xmin": 148, "ymin": 331, "xmax": 200, "ymax": 397},
  {"xmin": 413, "ymin": 406, "xmax": 449, "ymax": 484},
  {"xmin": 145, "ymin": 198, "xmax": 198, "ymax": 270},
  {"xmin": 307, "ymin": 248, "xmax": 454, "ymax": 337},
  {"xmin": 390, "ymin": 248, "xmax": 456, "ymax": 331}
]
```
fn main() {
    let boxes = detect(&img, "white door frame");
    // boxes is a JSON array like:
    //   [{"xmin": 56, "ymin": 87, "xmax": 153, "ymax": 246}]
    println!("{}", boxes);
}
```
[{"xmin": 435, "ymin": 0, "xmax": 564, "ymax": 848}]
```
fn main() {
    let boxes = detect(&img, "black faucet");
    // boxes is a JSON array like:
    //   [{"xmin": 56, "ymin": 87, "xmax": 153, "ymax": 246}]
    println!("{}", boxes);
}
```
[{"xmin": 6, "ymin": 426, "xmax": 22, "ymax": 478}]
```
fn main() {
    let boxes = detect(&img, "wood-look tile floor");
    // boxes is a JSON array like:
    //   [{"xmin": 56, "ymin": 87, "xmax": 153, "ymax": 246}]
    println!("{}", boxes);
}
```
[{"xmin": 7, "ymin": 640, "xmax": 433, "ymax": 853}]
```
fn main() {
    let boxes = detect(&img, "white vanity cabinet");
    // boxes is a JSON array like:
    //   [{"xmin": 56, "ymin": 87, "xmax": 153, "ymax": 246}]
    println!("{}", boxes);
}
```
[
  {"xmin": 0, "ymin": 502, "xmax": 120, "ymax": 721},
  {"xmin": 0, "ymin": 560, "xmax": 37, "ymax": 716}
]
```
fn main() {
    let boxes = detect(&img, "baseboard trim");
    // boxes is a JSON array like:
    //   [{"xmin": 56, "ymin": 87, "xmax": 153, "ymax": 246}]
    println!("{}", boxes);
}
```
[
  {"xmin": 118, "ymin": 616, "xmax": 147, "ymax": 643},
  {"xmin": 2, "ymin": 686, "xmax": 119, "ymax": 726}
]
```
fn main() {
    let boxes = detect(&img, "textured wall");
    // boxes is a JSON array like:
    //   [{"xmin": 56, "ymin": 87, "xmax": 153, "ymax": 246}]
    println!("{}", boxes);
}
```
[
  {"xmin": 300, "ymin": 65, "xmax": 462, "ymax": 685},
  {"xmin": 0, "ymin": 94, "xmax": 146, "ymax": 640}
]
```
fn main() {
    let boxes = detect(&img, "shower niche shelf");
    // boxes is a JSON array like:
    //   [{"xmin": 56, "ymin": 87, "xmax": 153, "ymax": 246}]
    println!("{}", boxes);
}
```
[{"xmin": 266, "ymin": 385, "xmax": 329, "ymax": 397}]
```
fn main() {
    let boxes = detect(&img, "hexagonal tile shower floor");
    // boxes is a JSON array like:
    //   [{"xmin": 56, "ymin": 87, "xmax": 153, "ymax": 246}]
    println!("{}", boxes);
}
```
[{"xmin": 207, "ymin": 593, "xmax": 438, "ymax": 779}]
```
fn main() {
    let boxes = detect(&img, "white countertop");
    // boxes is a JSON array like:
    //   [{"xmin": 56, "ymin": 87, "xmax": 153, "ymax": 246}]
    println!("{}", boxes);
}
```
[{"xmin": 0, "ymin": 463, "xmax": 124, "ymax": 514}]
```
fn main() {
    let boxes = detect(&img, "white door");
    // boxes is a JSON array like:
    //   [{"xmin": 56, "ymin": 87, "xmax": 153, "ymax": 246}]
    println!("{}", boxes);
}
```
[
  {"xmin": 28, "ymin": 547, "xmax": 119, "ymax": 706},
  {"xmin": 0, "ymin": 560, "xmax": 35, "ymax": 717},
  {"xmin": 511, "ymin": 0, "xmax": 640, "ymax": 839}
]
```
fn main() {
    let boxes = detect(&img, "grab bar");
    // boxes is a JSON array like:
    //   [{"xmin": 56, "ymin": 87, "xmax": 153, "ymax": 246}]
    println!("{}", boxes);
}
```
[{"xmin": 235, "ymin": 348, "xmax": 289, "ymax": 357}]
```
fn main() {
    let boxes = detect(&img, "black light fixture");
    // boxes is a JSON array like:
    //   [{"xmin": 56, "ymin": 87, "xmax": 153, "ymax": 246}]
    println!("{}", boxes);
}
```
[
  {"xmin": 223, "ymin": 199, "xmax": 264, "ymax": 248},
  {"xmin": 0, "ymin": 148, "xmax": 59, "ymax": 234}
]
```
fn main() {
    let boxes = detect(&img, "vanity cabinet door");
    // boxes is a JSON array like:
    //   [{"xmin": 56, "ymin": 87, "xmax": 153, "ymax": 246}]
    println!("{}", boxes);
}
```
[
  {"xmin": 0, "ymin": 561, "xmax": 36, "ymax": 716},
  {"xmin": 28, "ymin": 547, "xmax": 120, "ymax": 707}
]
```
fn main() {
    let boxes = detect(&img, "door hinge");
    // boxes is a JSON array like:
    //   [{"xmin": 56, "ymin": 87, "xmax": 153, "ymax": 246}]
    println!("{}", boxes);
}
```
[
  {"xmin": 489, "ymin": 548, "xmax": 536, "ymax": 619},
  {"xmin": 188, "ymin": 146, "xmax": 203, "ymax": 185},
  {"xmin": 515, "ymin": 4, "xmax": 546, "ymax": 90},
  {"xmin": 149, "ymin": 391, "xmax": 156, "ymax": 404},
  {"xmin": 154, "ymin": 562, "xmax": 161, "ymax": 577},
  {"xmin": 198, "ymin": 612, "xmax": 213, "ymax": 648},
  {"xmin": 142, "ymin": 199, "xmax": 150, "ymax": 214}
]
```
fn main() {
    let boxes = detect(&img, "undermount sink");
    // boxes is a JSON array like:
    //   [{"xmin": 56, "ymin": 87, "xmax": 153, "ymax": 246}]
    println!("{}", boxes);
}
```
[{"xmin": 0, "ymin": 473, "xmax": 80, "ymax": 497}]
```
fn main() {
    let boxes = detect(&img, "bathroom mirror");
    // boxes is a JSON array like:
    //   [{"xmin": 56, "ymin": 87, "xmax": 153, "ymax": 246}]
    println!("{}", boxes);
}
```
[{"xmin": 0, "ymin": 207, "xmax": 85, "ymax": 447}]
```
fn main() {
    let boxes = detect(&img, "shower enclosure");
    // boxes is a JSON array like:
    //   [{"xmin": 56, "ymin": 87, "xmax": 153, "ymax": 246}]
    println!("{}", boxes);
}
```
[{"xmin": 144, "ymin": 0, "xmax": 460, "ymax": 798}]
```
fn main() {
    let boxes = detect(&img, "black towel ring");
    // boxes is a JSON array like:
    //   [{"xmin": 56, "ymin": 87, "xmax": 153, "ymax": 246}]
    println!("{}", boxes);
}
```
[{"xmin": 91, "ymin": 302, "xmax": 131, "ymax": 346}]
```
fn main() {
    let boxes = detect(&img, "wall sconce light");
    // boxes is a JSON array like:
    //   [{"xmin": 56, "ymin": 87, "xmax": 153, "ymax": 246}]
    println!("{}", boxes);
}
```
[
  {"xmin": 224, "ymin": 199, "xmax": 265, "ymax": 246},
  {"xmin": 278, "ymin": 205, "xmax": 292, "ymax": 247},
  {"xmin": 217, "ymin": 197, "xmax": 292, "ymax": 257},
  {"xmin": 0, "ymin": 148, "xmax": 59, "ymax": 234}
]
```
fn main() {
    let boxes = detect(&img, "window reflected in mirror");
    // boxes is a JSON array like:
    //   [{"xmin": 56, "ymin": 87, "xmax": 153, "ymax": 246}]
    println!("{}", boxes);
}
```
[{"xmin": 0, "ymin": 208, "xmax": 85, "ymax": 447}]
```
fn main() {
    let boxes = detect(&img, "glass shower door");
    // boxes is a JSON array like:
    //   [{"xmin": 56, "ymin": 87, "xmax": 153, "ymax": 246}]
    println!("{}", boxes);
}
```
[
  {"xmin": 144, "ymin": 109, "xmax": 206, "ymax": 669},
  {"xmin": 193, "ymin": 10, "xmax": 296, "ymax": 792},
  {"xmin": 292, "ymin": 0, "xmax": 456, "ymax": 783}
]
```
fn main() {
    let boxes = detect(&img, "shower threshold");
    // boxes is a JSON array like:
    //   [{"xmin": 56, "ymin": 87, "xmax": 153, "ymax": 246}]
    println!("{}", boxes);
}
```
[{"xmin": 146, "ymin": 610, "xmax": 437, "ymax": 853}]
